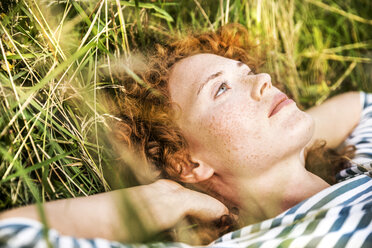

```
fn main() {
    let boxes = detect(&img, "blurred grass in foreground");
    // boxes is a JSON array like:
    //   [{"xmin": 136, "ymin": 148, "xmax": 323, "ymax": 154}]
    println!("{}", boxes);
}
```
[{"xmin": 0, "ymin": 0, "xmax": 371, "ymax": 243}]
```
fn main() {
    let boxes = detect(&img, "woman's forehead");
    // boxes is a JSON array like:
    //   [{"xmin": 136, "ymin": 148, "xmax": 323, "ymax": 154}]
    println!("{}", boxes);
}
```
[
  {"xmin": 172, "ymin": 53, "xmax": 239, "ymax": 72},
  {"xmin": 167, "ymin": 53, "xmax": 247, "ymax": 124},
  {"xmin": 168, "ymin": 54, "xmax": 243, "ymax": 96},
  {"xmin": 168, "ymin": 54, "xmax": 221, "ymax": 105}
]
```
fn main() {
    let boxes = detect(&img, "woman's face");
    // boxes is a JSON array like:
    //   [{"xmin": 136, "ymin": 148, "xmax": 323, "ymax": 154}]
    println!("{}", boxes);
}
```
[{"xmin": 168, "ymin": 53, "xmax": 314, "ymax": 180}]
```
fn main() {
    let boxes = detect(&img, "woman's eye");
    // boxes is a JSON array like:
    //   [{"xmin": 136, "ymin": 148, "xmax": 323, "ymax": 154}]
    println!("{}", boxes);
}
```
[{"xmin": 215, "ymin": 82, "xmax": 229, "ymax": 98}]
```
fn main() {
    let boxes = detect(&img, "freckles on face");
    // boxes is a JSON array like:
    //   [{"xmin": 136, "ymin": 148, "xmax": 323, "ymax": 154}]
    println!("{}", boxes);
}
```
[
  {"xmin": 196, "ymin": 98, "xmax": 271, "ymax": 168},
  {"xmin": 169, "ymin": 53, "xmax": 314, "ymax": 176},
  {"xmin": 202, "ymin": 99, "xmax": 262, "ymax": 138}
]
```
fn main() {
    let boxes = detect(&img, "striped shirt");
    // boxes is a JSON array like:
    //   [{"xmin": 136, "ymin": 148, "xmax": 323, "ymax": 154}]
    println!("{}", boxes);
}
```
[{"xmin": 1, "ymin": 92, "xmax": 372, "ymax": 248}]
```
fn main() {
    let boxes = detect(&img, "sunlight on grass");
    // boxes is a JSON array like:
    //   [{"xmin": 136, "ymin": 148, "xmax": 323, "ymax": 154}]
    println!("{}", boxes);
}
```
[{"xmin": 0, "ymin": 0, "xmax": 371, "ymax": 243}]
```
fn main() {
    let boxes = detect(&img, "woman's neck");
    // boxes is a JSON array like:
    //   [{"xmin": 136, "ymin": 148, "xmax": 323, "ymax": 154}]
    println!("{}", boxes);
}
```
[{"xmin": 200, "ymin": 152, "xmax": 330, "ymax": 226}]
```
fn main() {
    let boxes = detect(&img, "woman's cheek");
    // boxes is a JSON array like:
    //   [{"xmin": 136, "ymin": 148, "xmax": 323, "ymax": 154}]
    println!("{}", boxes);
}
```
[{"xmin": 201, "ymin": 106, "xmax": 258, "ymax": 150}]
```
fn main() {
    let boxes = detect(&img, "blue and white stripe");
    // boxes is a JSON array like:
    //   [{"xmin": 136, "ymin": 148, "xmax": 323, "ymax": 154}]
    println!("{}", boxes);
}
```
[{"xmin": 211, "ymin": 175, "xmax": 372, "ymax": 247}]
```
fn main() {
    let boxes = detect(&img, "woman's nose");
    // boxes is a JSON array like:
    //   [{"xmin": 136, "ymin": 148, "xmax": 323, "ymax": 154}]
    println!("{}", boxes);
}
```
[{"xmin": 251, "ymin": 73, "xmax": 272, "ymax": 101}]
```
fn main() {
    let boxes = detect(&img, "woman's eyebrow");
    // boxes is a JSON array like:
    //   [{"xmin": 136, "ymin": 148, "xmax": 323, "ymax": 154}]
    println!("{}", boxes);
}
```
[{"xmin": 197, "ymin": 71, "xmax": 223, "ymax": 95}]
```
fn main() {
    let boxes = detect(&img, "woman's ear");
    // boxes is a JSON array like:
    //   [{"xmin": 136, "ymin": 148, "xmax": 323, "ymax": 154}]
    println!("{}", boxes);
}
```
[{"xmin": 179, "ymin": 160, "xmax": 214, "ymax": 183}]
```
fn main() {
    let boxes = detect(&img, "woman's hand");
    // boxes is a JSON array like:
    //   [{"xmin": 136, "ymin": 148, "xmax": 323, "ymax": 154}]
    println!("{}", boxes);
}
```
[
  {"xmin": 123, "ymin": 179, "xmax": 229, "ymax": 233},
  {"xmin": 0, "ymin": 179, "xmax": 229, "ymax": 242}
]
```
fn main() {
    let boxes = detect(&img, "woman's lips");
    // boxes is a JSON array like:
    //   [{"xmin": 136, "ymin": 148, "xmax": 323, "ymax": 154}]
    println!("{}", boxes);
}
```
[{"xmin": 269, "ymin": 93, "xmax": 294, "ymax": 118}]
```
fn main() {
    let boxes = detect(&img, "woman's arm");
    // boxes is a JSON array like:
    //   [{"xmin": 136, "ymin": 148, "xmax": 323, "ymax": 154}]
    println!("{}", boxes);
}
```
[
  {"xmin": 0, "ymin": 179, "xmax": 228, "ymax": 243},
  {"xmin": 306, "ymin": 91, "xmax": 361, "ymax": 149}
]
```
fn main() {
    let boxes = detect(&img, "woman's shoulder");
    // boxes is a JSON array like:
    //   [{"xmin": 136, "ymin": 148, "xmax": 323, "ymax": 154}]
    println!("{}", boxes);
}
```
[{"xmin": 337, "ymin": 91, "xmax": 372, "ymax": 180}]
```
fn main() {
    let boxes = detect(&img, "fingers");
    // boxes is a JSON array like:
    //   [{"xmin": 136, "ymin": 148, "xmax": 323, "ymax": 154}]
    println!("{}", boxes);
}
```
[
  {"xmin": 146, "ymin": 179, "xmax": 237, "ymax": 233},
  {"xmin": 183, "ymin": 189, "xmax": 229, "ymax": 222},
  {"xmin": 153, "ymin": 179, "xmax": 230, "ymax": 222},
  {"xmin": 183, "ymin": 191, "xmax": 238, "ymax": 241}
]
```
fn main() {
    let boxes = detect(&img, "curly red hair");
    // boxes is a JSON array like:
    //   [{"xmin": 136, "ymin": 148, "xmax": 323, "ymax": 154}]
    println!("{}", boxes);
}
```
[
  {"xmin": 106, "ymin": 24, "xmax": 352, "ymax": 185},
  {"xmin": 107, "ymin": 24, "xmax": 263, "ymax": 180}
]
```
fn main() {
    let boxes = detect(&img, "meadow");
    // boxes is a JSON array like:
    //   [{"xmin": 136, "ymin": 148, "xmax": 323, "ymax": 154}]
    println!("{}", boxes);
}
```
[{"xmin": 0, "ymin": 0, "xmax": 371, "ymax": 242}]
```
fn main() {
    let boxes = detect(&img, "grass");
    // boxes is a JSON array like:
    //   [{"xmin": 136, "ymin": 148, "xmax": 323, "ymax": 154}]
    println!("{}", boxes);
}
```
[{"xmin": 0, "ymin": 0, "xmax": 371, "ymax": 243}]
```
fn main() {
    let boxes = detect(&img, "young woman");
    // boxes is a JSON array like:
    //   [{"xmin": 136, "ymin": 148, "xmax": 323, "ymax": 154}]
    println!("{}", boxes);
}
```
[{"xmin": 0, "ymin": 25, "xmax": 371, "ymax": 247}]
